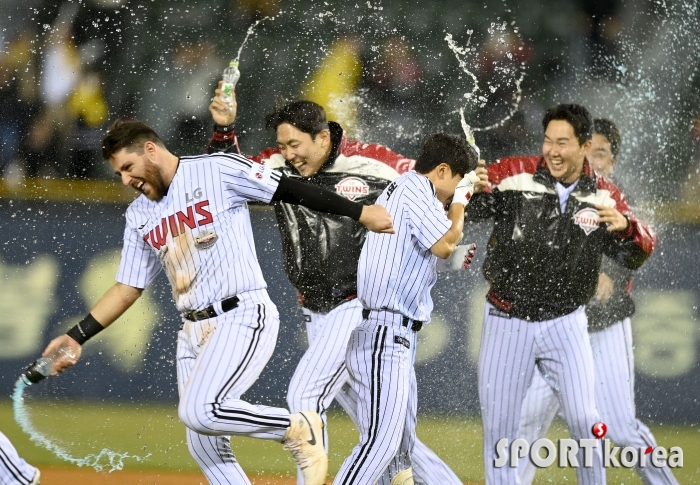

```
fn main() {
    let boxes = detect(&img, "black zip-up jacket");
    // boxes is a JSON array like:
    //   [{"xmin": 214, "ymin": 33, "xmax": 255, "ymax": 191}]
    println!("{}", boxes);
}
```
[
  {"xmin": 208, "ymin": 122, "xmax": 414, "ymax": 313},
  {"xmin": 467, "ymin": 155, "xmax": 656, "ymax": 322}
]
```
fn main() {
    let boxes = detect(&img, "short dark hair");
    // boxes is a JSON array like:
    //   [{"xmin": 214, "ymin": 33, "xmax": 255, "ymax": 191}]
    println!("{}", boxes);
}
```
[
  {"xmin": 593, "ymin": 118, "xmax": 621, "ymax": 158},
  {"xmin": 414, "ymin": 134, "xmax": 479, "ymax": 176},
  {"xmin": 542, "ymin": 104, "xmax": 592, "ymax": 146},
  {"xmin": 102, "ymin": 119, "xmax": 164, "ymax": 160},
  {"xmin": 265, "ymin": 100, "xmax": 330, "ymax": 139}
]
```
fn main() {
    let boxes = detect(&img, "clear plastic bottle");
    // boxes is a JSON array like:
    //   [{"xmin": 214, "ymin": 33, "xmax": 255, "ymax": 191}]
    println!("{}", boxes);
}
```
[
  {"xmin": 22, "ymin": 345, "xmax": 77, "ymax": 384},
  {"xmin": 221, "ymin": 60, "xmax": 240, "ymax": 105}
]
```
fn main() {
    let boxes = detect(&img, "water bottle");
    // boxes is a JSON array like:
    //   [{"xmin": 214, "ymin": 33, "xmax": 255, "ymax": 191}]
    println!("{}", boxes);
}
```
[
  {"xmin": 22, "ymin": 345, "xmax": 77, "ymax": 384},
  {"xmin": 221, "ymin": 60, "xmax": 240, "ymax": 105}
]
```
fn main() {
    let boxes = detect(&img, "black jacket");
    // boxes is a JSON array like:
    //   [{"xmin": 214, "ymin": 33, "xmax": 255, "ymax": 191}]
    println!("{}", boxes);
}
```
[
  {"xmin": 467, "ymin": 155, "xmax": 656, "ymax": 321},
  {"xmin": 208, "ymin": 122, "xmax": 413, "ymax": 313}
]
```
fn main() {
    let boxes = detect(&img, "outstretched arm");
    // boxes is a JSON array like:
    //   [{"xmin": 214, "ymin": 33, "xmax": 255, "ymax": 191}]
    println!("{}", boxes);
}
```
[
  {"xmin": 272, "ymin": 175, "xmax": 394, "ymax": 234},
  {"xmin": 41, "ymin": 283, "xmax": 143, "ymax": 374}
]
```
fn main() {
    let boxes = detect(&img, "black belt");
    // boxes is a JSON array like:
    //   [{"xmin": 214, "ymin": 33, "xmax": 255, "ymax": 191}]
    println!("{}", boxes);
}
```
[
  {"xmin": 361, "ymin": 309, "xmax": 423, "ymax": 332},
  {"xmin": 184, "ymin": 296, "xmax": 240, "ymax": 322}
]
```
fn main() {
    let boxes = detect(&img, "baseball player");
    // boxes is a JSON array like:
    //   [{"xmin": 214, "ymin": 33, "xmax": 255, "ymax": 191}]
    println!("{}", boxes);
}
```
[
  {"xmin": 0, "ymin": 431, "xmax": 40, "ymax": 485},
  {"xmin": 39, "ymin": 119, "xmax": 394, "ymax": 485},
  {"xmin": 466, "ymin": 104, "xmax": 657, "ymax": 484},
  {"xmin": 332, "ymin": 133, "xmax": 481, "ymax": 485},
  {"xmin": 208, "ymin": 87, "xmax": 476, "ymax": 485},
  {"xmin": 517, "ymin": 119, "xmax": 678, "ymax": 485}
]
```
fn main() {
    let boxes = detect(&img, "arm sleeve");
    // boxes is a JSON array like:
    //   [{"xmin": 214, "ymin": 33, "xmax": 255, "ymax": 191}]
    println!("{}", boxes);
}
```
[
  {"xmin": 600, "ymin": 183, "xmax": 657, "ymax": 270},
  {"xmin": 206, "ymin": 124, "xmax": 240, "ymax": 154},
  {"xmin": 116, "ymin": 217, "xmax": 161, "ymax": 289},
  {"xmin": 272, "ymin": 175, "xmax": 363, "ymax": 221},
  {"xmin": 404, "ymin": 181, "xmax": 452, "ymax": 250},
  {"xmin": 218, "ymin": 153, "xmax": 282, "ymax": 204}
]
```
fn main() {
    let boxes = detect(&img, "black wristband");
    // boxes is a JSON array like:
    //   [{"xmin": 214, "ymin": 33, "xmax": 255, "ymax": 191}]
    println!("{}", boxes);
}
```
[
  {"xmin": 66, "ymin": 314, "xmax": 104, "ymax": 345},
  {"xmin": 214, "ymin": 123, "xmax": 235, "ymax": 134}
]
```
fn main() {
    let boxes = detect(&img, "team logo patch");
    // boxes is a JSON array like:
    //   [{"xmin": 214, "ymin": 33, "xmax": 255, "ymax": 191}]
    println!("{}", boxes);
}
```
[
  {"xmin": 194, "ymin": 229, "xmax": 218, "ymax": 250},
  {"xmin": 394, "ymin": 335, "xmax": 410, "ymax": 349},
  {"xmin": 573, "ymin": 208, "xmax": 600, "ymax": 236},
  {"xmin": 335, "ymin": 177, "xmax": 369, "ymax": 201}
]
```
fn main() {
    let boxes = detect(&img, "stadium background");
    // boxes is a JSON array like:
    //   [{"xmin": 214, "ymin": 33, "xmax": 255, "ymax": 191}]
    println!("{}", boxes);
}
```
[{"xmin": 1, "ymin": 0, "xmax": 699, "ymax": 483}]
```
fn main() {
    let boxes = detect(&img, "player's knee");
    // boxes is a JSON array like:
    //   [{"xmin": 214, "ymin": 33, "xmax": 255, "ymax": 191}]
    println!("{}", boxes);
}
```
[{"xmin": 178, "ymin": 395, "xmax": 215, "ymax": 434}]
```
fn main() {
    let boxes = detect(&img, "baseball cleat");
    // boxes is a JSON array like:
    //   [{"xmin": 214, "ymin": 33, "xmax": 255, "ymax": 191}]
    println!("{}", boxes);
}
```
[
  {"xmin": 283, "ymin": 411, "xmax": 328, "ymax": 485},
  {"xmin": 30, "ymin": 467, "xmax": 41, "ymax": 485},
  {"xmin": 390, "ymin": 467, "xmax": 414, "ymax": 485}
]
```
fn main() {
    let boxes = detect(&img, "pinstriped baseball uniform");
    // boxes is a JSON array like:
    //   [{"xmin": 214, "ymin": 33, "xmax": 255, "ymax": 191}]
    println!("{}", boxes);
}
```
[
  {"xmin": 0, "ymin": 431, "xmax": 38, "ymax": 485},
  {"xmin": 333, "ymin": 171, "xmax": 453, "ymax": 485},
  {"xmin": 518, "ymin": 318, "xmax": 679, "ymax": 485},
  {"xmin": 468, "ymin": 155, "xmax": 655, "ymax": 485},
  {"xmin": 117, "ymin": 152, "xmax": 292, "ymax": 484},
  {"xmin": 212, "ymin": 122, "xmax": 463, "ymax": 485},
  {"xmin": 518, "ymin": 258, "xmax": 679, "ymax": 485}
]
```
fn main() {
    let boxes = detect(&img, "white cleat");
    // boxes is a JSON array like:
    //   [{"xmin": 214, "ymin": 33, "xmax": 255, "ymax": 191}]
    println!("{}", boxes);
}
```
[
  {"xmin": 390, "ymin": 467, "xmax": 414, "ymax": 485},
  {"xmin": 283, "ymin": 411, "xmax": 328, "ymax": 485}
]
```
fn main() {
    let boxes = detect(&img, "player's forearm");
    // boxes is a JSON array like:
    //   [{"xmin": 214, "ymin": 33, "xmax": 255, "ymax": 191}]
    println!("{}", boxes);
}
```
[
  {"xmin": 64, "ymin": 282, "xmax": 142, "ymax": 346},
  {"xmin": 431, "ymin": 204, "xmax": 465, "ymax": 259},
  {"xmin": 89, "ymin": 282, "xmax": 143, "ymax": 329}
]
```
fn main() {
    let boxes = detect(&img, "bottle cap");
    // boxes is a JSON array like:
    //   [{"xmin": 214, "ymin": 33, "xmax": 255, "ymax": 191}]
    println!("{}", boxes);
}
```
[{"xmin": 23, "ymin": 361, "xmax": 47, "ymax": 384}]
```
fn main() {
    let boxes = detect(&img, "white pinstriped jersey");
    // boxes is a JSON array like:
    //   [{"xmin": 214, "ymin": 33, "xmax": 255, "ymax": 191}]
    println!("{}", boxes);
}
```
[
  {"xmin": 116, "ymin": 152, "xmax": 281, "ymax": 312},
  {"xmin": 357, "ymin": 171, "xmax": 451, "ymax": 322}
]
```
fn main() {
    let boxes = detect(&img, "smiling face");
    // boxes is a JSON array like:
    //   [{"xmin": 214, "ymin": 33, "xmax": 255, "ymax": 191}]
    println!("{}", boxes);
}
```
[
  {"xmin": 587, "ymin": 132, "xmax": 616, "ymax": 177},
  {"xmin": 542, "ymin": 119, "xmax": 591, "ymax": 184},
  {"xmin": 276, "ymin": 123, "xmax": 331, "ymax": 178},
  {"xmin": 109, "ymin": 143, "xmax": 168, "ymax": 201}
]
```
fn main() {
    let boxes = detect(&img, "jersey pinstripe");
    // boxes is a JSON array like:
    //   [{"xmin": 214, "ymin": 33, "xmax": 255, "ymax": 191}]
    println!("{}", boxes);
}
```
[
  {"xmin": 114, "ymin": 151, "xmax": 293, "ymax": 484},
  {"xmin": 116, "ymin": 152, "xmax": 281, "ymax": 311},
  {"xmin": 0, "ymin": 431, "xmax": 38, "ymax": 485},
  {"xmin": 517, "ymin": 318, "xmax": 679, "ymax": 485},
  {"xmin": 479, "ymin": 304, "xmax": 605, "ymax": 485},
  {"xmin": 335, "ymin": 170, "xmax": 454, "ymax": 484},
  {"xmin": 357, "ymin": 171, "xmax": 451, "ymax": 322}
]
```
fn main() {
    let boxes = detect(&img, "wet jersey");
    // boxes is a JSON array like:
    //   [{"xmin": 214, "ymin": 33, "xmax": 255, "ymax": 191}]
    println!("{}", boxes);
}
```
[{"xmin": 116, "ymin": 152, "xmax": 281, "ymax": 311}]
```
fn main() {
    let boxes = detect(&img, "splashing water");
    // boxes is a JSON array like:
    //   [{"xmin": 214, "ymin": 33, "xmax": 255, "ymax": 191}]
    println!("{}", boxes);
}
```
[
  {"xmin": 459, "ymin": 107, "xmax": 480, "ymax": 159},
  {"xmin": 445, "ymin": 25, "xmax": 526, "ymax": 145},
  {"xmin": 13, "ymin": 377, "xmax": 150, "ymax": 472},
  {"xmin": 234, "ymin": 15, "xmax": 280, "ymax": 64}
]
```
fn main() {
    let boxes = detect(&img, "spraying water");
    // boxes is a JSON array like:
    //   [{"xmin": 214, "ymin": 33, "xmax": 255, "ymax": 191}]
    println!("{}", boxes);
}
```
[
  {"xmin": 445, "ymin": 23, "xmax": 526, "ymax": 147},
  {"xmin": 234, "ymin": 16, "xmax": 277, "ymax": 64},
  {"xmin": 13, "ymin": 377, "xmax": 150, "ymax": 472}
]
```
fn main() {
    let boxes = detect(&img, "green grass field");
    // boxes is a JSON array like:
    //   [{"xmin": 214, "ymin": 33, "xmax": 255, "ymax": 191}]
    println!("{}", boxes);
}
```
[{"xmin": 1, "ymin": 399, "xmax": 697, "ymax": 483}]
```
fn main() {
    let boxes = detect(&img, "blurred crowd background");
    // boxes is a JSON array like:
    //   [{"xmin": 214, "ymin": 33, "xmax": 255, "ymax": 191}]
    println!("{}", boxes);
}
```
[{"xmin": 0, "ymin": 0, "xmax": 699, "ymax": 205}]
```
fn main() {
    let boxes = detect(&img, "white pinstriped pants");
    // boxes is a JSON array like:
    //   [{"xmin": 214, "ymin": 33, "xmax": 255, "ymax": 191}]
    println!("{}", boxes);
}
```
[
  {"xmin": 177, "ymin": 289, "xmax": 290, "ymax": 485},
  {"xmin": 518, "ymin": 318, "xmax": 679, "ymax": 485},
  {"xmin": 478, "ymin": 303, "xmax": 605, "ymax": 485},
  {"xmin": 288, "ymin": 299, "xmax": 462, "ymax": 485},
  {"xmin": 0, "ymin": 431, "xmax": 38, "ymax": 485},
  {"xmin": 333, "ymin": 312, "xmax": 418, "ymax": 485}
]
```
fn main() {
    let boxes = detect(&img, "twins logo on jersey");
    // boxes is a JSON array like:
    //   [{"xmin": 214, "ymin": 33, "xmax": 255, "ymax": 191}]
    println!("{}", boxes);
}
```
[
  {"xmin": 573, "ymin": 207, "xmax": 600, "ymax": 235},
  {"xmin": 143, "ymin": 200, "xmax": 214, "ymax": 250},
  {"xmin": 335, "ymin": 176, "xmax": 370, "ymax": 200}
]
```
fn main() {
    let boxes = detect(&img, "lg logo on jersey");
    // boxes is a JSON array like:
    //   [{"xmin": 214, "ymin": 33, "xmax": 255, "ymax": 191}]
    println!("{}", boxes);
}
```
[
  {"xmin": 494, "ymin": 423, "xmax": 683, "ymax": 469},
  {"xmin": 185, "ymin": 187, "xmax": 203, "ymax": 202}
]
